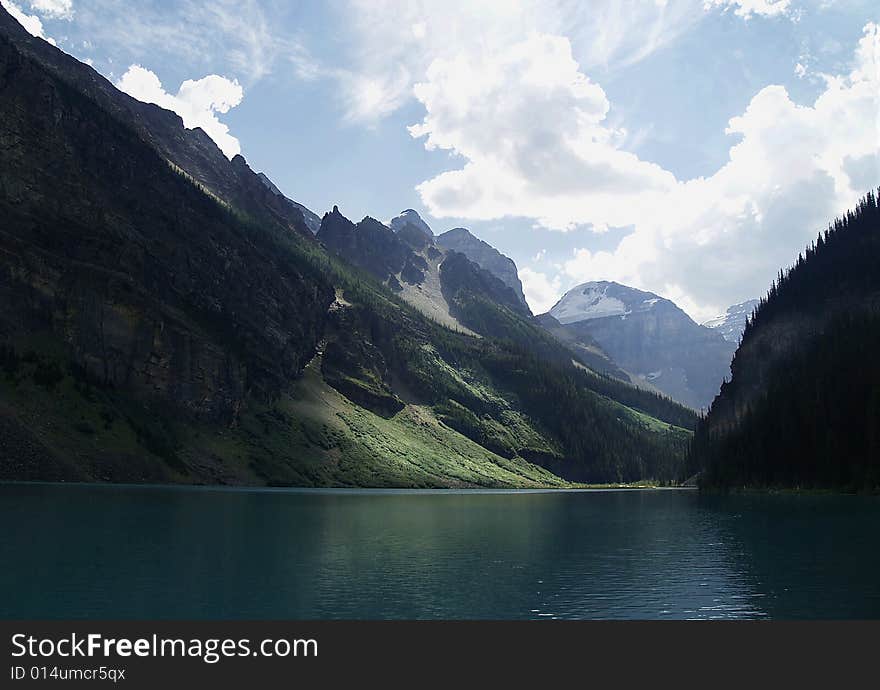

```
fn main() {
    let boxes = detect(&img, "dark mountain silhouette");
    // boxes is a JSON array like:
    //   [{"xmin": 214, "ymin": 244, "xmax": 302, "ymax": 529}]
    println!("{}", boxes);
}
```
[{"xmin": 691, "ymin": 191, "xmax": 880, "ymax": 491}]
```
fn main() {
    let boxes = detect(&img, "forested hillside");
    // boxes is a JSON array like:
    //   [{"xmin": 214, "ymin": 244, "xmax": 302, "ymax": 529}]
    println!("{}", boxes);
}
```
[
  {"xmin": 691, "ymin": 192, "xmax": 880, "ymax": 490},
  {"xmin": 0, "ymin": 6, "xmax": 695, "ymax": 487}
]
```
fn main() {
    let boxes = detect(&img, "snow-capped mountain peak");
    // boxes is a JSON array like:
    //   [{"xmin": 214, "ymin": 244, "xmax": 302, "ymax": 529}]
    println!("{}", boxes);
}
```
[
  {"xmin": 702, "ymin": 299, "xmax": 759, "ymax": 343},
  {"xmin": 548, "ymin": 281, "xmax": 666, "ymax": 325}
]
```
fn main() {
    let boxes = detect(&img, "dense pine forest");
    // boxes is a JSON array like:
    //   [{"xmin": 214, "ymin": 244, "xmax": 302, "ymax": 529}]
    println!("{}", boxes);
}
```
[{"xmin": 691, "ymin": 191, "xmax": 880, "ymax": 490}]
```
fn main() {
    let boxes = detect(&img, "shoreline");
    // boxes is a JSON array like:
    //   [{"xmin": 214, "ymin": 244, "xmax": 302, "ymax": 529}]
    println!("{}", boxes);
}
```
[
  {"xmin": 0, "ymin": 479, "xmax": 696, "ymax": 494},
  {"xmin": 698, "ymin": 485, "xmax": 880, "ymax": 497}
]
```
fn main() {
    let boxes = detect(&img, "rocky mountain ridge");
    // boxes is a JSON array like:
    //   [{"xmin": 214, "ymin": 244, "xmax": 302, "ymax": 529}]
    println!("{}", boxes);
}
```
[
  {"xmin": 256, "ymin": 172, "xmax": 323, "ymax": 234},
  {"xmin": 317, "ymin": 208, "xmax": 528, "ymax": 336},
  {"xmin": 0, "ymin": 5, "xmax": 697, "ymax": 487},
  {"xmin": 436, "ymin": 227, "xmax": 529, "ymax": 310},
  {"xmin": 546, "ymin": 281, "xmax": 736, "ymax": 409}
]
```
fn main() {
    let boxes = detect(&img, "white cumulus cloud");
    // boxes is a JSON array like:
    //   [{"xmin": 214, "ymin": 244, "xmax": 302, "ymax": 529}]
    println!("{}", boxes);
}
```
[
  {"xmin": 413, "ymin": 23, "xmax": 880, "ymax": 320},
  {"xmin": 520, "ymin": 266, "xmax": 563, "ymax": 314},
  {"xmin": 332, "ymin": 0, "xmax": 707, "ymax": 124},
  {"xmin": 117, "ymin": 65, "xmax": 244, "ymax": 159},
  {"xmin": 410, "ymin": 33, "xmax": 677, "ymax": 231},
  {"xmin": 2, "ymin": 0, "xmax": 54, "ymax": 43}
]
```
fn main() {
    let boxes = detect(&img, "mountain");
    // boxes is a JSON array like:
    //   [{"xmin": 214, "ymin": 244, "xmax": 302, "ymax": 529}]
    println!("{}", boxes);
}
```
[
  {"xmin": 690, "ymin": 192, "xmax": 880, "ymax": 491},
  {"xmin": 0, "ymin": 6, "xmax": 697, "ymax": 487},
  {"xmin": 317, "ymin": 208, "xmax": 423, "ymax": 287},
  {"xmin": 436, "ymin": 227, "xmax": 529, "ymax": 310},
  {"xmin": 547, "ymin": 281, "xmax": 736, "ymax": 409},
  {"xmin": 256, "ymin": 172, "xmax": 322, "ymax": 234},
  {"xmin": 0, "ymin": 11, "xmax": 315, "ymax": 242},
  {"xmin": 533, "ymin": 313, "xmax": 630, "ymax": 379},
  {"xmin": 318, "ymin": 208, "xmax": 529, "ymax": 337},
  {"xmin": 702, "ymin": 299, "xmax": 759, "ymax": 343},
  {"xmin": 390, "ymin": 209, "xmax": 434, "ymax": 240}
]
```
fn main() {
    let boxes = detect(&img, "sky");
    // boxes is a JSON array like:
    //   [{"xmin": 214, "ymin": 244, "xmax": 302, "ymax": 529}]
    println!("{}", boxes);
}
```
[{"xmin": 3, "ymin": 0, "xmax": 878, "ymax": 320}]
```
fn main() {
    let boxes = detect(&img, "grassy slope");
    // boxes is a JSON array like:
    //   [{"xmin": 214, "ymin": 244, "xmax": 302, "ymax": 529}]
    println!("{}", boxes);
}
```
[
  {"xmin": 0, "ymin": 172, "xmax": 693, "ymax": 487},
  {"xmin": 0, "ymin": 13, "xmax": 695, "ymax": 488},
  {"xmin": 0, "ymin": 333, "xmax": 686, "ymax": 488},
  {"xmin": 0, "ymin": 341, "xmax": 688, "ymax": 488},
  {"xmin": 0, "ymin": 338, "xmax": 569, "ymax": 487},
  {"xmin": 0, "ymin": 175, "xmax": 694, "ymax": 487},
  {"xmin": 185, "ymin": 357, "xmax": 570, "ymax": 488},
  {"xmin": 0, "ymin": 338, "xmax": 186, "ymax": 483}
]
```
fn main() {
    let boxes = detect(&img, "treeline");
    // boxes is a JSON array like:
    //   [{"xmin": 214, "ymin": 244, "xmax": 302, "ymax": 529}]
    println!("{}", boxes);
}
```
[
  {"xmin": 692, "ymin": 190, "xmax": 880, "ymax": 490},
  {"xmin": 741, "ymin": 189, "xmax": 880, "ymax": 342},
  {"xmin": 478, "ymin": 345, "xmax": 692, "ymax": 483}
]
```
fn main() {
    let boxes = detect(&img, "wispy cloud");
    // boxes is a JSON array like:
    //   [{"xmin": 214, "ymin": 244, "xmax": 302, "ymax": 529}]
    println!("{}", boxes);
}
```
[
  {"xmin": 61, "ymin": 0, "xmax": 298, "ymax": 83},
  {"xmin": 29, "ymin": 0, "xmax": 73, "ymax": 20},
  {"xmin": 321, "ymin": 0, "xmax": 708, "ymax": 124},
  {"xmin": 704, "ymin": 0, "xmax": 793, "ymax": 20}
]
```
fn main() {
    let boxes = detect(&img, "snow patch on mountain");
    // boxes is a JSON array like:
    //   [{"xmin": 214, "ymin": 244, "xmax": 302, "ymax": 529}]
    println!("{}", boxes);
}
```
[
  {"xmin": 548, "ymin": 283, "xmax": 627, "ymax": 323},
  {"xmin": 549, "ymin": 281, "xmax": 661, "ymax": 324},
  {"xmin": 702, "ymin": 299, "xmax": 759, "ymax": 343}
]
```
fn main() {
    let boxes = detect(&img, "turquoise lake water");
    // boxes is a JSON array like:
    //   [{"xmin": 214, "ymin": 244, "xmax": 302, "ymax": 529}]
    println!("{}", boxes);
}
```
[{"xmin": 1, "ymin": 483, "xmax": 878, "ymax": 619}]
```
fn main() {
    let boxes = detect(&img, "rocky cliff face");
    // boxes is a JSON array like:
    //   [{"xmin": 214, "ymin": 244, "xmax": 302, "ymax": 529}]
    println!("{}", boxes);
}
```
[
  {"xmin": 547, "ymin": 282, "xmax": 735, "ymax": 409},
  {"xmin": 318, "ymin": 208, "xmax": 530, "ymax": 335},
  {"xmin": 390, "ymin": 209, "xmax": 434, "ymax": 240},
  {"xmin": 533, "ymin": 313, "xmax": 632, "ymax": 381},
  {"xmin": 436, "ymin": 227, "xmax": 529, "ymax": 310},
  {"xmin": 317, "ymin": 208, "xmax": 421, "ymax": 288},
  {"xmin": 0, "ymin": 23, "xmax": 334, "ymax": 421},
  {"xmin": 439, "ymin": 251, "xmax": 532, "ymax": 325}
]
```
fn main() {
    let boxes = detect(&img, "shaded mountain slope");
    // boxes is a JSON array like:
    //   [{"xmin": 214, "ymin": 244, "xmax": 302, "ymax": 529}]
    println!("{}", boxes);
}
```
[
  {"xmin": 534, "ymin": 312, "xmax": 635, "ymax": 381},
  {"xmin": 1, "ymin": 7, "xmax": 696, "ymax": 486},
  {"xmin": 256, "ymin": 172, "xmax": 322, "ymax": 234},
  {"xmin": 0, "ymin": 8, "xmax": 314, "ymax": 239},
  {"xmin": 0, "ymin": 28, "xmax": 333, "ymax": 421},
  {"xmin": 436, "ymin": 227, "xmax": 529, "ymax": 309},
  {"xmin": 317, "ymin": 208, "xmax": 419, "ymax": 287}
]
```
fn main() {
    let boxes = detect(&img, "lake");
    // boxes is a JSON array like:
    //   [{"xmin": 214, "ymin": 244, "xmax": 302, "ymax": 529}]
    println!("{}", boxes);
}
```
[{"xmin": 1, "ymin": 483, "xmax": 878, "ymax": 619}]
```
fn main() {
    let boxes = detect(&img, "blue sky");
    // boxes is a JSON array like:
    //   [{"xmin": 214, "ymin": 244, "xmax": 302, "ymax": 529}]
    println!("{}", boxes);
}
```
[{"xmin": 4, "ymin": 0, "xmax": 878, "ymax": 319}]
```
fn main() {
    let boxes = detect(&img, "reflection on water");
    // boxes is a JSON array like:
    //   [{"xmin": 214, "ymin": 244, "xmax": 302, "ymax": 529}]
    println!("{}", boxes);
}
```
[{"xmin": 0, "ymin": 484, "xmax": 878, "ymax": 619}]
